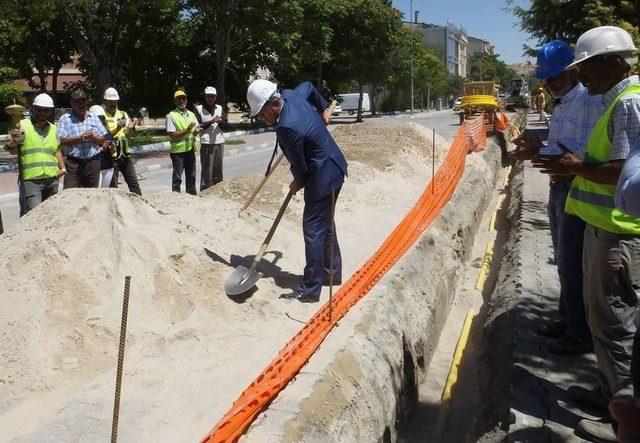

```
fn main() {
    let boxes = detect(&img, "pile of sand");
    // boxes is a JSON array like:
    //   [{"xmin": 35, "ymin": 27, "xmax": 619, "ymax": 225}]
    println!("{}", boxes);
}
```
[{"xmin": 1, "ymin": 121, "xmax": 451, "ymax": 441}]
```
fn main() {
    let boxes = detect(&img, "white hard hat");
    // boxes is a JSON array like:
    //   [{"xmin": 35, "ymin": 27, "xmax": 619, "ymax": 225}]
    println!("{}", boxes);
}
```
[
  {"xmin": 204, "ymin": 86, "xmax": 217, "ymax": 95},
  {"xmin": 567, "ymin": 26, "xmax": 638, "ymax": 69},
  {"xmin": 103, "ymin": 87, "xmax": 120, "ymax": 101},
  {"xmin": 89, "ymin": 105, "xmax": 106, "ymax": 117},
  {"xmin": 247, "ymin": 79, "xmax": 277, "ymax": 116},
  {"xmin": 32, "ymin": 93, "xmax": 54, "ymax": 108}
]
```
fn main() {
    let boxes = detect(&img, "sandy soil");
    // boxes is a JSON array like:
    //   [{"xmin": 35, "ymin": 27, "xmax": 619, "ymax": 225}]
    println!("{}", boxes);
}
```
[{"xmin": 1, "ymin": 120, "xmax": 450, "ymax": 442}]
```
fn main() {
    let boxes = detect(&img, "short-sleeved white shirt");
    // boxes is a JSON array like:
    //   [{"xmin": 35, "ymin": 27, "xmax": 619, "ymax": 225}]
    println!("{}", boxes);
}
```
[{"xmin": 195, "ymin": 104, "xmax": 225, "ymax": 145}]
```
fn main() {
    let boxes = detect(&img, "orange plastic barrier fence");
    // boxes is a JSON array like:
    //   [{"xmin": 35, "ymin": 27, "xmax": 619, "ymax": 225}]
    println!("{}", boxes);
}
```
[{"xmin": 201, "ymin": 115, "xmax": 488, "ymax": 443}]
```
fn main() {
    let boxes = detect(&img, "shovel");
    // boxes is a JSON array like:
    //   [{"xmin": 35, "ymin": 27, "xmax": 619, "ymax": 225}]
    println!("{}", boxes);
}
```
[{"xmin": 225, "ymin": 189, "xmax": 295, "ymax": 295}]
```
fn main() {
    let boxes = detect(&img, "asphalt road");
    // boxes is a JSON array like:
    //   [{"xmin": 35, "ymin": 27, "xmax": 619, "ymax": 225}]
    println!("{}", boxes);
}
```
[{"xmin": 0, "ymin": 110, "xmax": 460, "ymax": 231}]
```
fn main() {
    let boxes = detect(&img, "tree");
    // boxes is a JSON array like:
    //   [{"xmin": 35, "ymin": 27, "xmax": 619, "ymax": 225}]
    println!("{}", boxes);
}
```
[
  {"xmin": 0, "ymin": 0, "xmax": 74, "ymax": 99},
  {"xmin": 467, "ymin": 53, "xmax": 515, "ymax": 91},
  {"xmin": 507, "ymin": 0, "xmax": 639, "ymax": 57}
]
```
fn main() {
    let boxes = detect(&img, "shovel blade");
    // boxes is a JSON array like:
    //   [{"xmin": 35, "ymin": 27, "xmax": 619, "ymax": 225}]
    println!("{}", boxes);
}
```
[{"xmin": 225, "ymin": 265, "xmax": 263, "ymax": 296}]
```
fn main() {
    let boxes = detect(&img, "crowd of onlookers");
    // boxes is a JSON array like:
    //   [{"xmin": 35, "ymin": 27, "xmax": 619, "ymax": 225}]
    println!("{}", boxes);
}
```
[
  {"xmin": 510, "ymin": 26, "xmax": 640, "ymax": 443},
  {"xmin": 0, "ymin": 85, "xmax": 227, "ymax": 233}
]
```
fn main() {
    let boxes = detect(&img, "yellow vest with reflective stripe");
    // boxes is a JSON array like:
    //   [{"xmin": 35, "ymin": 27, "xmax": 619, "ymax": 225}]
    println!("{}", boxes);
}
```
[
  {"xmin": 20, "ymin": 118, "xmax": 59, "ymax": 181},
  {"xmin": 104, "ymin": 108, "xmax": 131, "ymax": 158},
  {"xmin": 169, "ymin": 110, "xmax": 196, "ymax": 153},
  {"xmin": 565, "ymin": 83, "xmax": 640, "ymax": 234}
]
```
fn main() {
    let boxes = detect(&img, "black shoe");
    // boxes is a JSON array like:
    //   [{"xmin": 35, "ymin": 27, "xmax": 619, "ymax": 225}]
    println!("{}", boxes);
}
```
[
  {"xmin": 575, "ymin": 418, "xmax": 617, "ymax": 443},
  {"xmin": 538, "ymin": 319, "xmax": 566, "ymax": 338},
  {"xmin": 567, "ymin": 385, "xmax": 610, "ymax": 412},
  {"xmin": 547, "ymin": 329, "xmax": 593, "ymax": 355},
  {"xmin": 280, "ymin": 291, "xmax": 320, "ymax": 303}
]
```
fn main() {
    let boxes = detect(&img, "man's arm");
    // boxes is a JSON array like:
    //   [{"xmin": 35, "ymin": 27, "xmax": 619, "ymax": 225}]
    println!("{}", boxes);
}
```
[
  {"xmin": 294, "ymin": 81, "xmax": 329, "ymax": 113},
  {"xmin": 55, "ymin": 149, "xmax": 66, "ymax": 178},
  {"xmin": 278, "ymin": 127, "xmax": 307, "ymax": 189},
  {"xmin": 616, "ymin": 144, "xmax": 640, "ymax": 217},
  {"xmin": 533, "ymin": 143, "xmax": 625, "ymax": 184}
]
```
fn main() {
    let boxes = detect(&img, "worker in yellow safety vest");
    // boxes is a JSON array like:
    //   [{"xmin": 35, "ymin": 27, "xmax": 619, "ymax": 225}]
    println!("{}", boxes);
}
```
[
  {"xmin": 102, "ymin": 87, "xmax": 141, "ymax": 195},
  {"xmin": 533, "ymin": 26, "xmax": 640, "ymax": 443},
  {"xmin": 7, "ymin": 93, "xmax": 66, "ymax": 213},
  {"xmin": 166, "ymin": 90, "xmax": 200, "ymax": 195}
]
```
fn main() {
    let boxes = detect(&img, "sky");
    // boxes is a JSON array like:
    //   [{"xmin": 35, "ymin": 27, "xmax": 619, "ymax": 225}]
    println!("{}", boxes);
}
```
[{"xmin": 391, "ymin": 0, "xmax": 534, "ymax": 64}]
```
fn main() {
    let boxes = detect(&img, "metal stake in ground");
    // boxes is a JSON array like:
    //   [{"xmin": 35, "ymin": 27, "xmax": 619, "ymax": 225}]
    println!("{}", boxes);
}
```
[
  {"xmin": 432, "ymin": 128, "xmax": 436, "ymax": 194},
  {"xmin": 111, "ymin": 276, "xmax": 132, "ymax": 443},
  {"xmin": 329, "ymin": 187, "xmax": 336, "ymax": 321}
]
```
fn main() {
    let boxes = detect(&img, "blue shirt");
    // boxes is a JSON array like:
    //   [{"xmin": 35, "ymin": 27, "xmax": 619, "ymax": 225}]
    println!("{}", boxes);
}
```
[
  {"xmin": 540, "ymin": 83, "xmax": 603, "ymax": 159},
  {"xmin": 57, "ymin": 110, "xmax": 108, "ymax": 159}
]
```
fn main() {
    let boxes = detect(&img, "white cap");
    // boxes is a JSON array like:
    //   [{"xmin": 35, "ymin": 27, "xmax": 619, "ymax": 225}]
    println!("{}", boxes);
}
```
[
  {"xmin": 32, "ymin": 93, "xmax": 54, "ymax": 108},
  {"xmin": 567, "ymin": 26, "xmax": 638, "ymax": 69},
  {"xmin": 89, "ymin": 105, "xmax": 106, "ymax": 117},
  {"xmin": 247, "ymin": 80, "xmax": 277, "ymax": 117},
  {"xmin": 204, "ymin": 86, "xmax": 217, "ymax": 95},
  {"xmin": 103, "ymin": 87, "xmax": 120, "ymax": 101}
]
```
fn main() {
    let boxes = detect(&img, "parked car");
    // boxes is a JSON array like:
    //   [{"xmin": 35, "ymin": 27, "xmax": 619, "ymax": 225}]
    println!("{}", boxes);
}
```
[
  {"xmin": 452, "ymin": 96, "xmax": 463, "ymax": 111},
  {"xmin": 332, "ymin": 104, "xmax": 342, "ymax": 115}
]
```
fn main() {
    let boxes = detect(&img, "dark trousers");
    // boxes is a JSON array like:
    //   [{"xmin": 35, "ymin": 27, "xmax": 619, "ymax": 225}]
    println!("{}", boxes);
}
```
[
  {"xmin": 170, "ymin": 151, "xmax": 196, "ymax": 195},
  {"xmin": 110, "ymin": 156, "xmax": 142, "ymax": 195},
  {"xmin": 23, "ymin": 178, "xmax": 59, "ymax": 212},
  {"xmin": 64, "ymin": 156, "xmax": 100, "ymax": 189},
  {"xmin": 299, "ymin": 187, "xmax": 342, "ymax": 297},
  {"xmin": 547, "ymin": 180, "xmax": 588, "ymax": 332},
  {"xmin": 200, "ymin": 143, "xmax": 224, "ymax": 191},
  {"xmin": 633, "ymin": 328, "xmax": 640, "ymax": 397}
]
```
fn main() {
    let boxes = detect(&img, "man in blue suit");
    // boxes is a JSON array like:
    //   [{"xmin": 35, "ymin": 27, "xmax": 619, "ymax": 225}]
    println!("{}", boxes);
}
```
[{"xmin": 247, "ymin": 80, "xmax": 348, "ymax": 303}]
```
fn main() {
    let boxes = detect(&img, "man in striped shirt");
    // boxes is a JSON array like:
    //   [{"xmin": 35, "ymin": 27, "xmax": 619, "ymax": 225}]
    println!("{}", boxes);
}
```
[
  {"xmin": 512, "ymin": 40, "xmax": 604, "ymax": 355},
  {"xmin": 57, "ymin": 91, "xmax": 108, "ymax": 188}
]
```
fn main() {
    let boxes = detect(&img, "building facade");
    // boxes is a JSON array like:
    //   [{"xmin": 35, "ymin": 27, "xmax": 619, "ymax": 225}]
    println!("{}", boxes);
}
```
[{"xmin": 410, "ymin": 21, "xmax": 472, "ymax": 78}]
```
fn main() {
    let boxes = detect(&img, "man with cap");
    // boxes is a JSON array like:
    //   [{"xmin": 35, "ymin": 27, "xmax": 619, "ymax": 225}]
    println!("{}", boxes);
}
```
[
  {"xmin": 57, "ymin": 90, "xmax": 108, "ymax": 188},
  {"xmin": 166, "ymin": 90, "xmax": 200, "ymax": 195},
  {"xmin": 512, "ymin": 40, "xmax": 604, "ymax": 355},
  {"xmin": 6, "ymin": 93, "xmax": 66, "ymax": 212},
  {"xmin": 534, "ymin": 26, "xmax": 640, "ymax": 442},
  {"xmin": 536, "ymin": 86, "xmax": 547, "ymax": 121},
  {"xmin": 103, "ymin": 87, "xmax": 141, "ymax": 195},
  {"xmin": 194, "ymin": 86, "xmax": 227, "ymax": 191},
  {"xmin": 246, "ymin": 80, "xmax": 348, "ymax": 303}
]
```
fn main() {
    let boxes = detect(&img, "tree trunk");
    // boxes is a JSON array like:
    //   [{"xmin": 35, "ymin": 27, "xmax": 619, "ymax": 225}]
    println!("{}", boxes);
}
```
[
  {"xmin": 36, "ymin": 66, "xmax": 47, "ymax": 93},
  {"xmin": 51, "ymin": 63, "xmax": 61, "ymax": 102},
  {"xmin": 369, "ymin": 83, "xmax": 376, "ymax": 116},
  {"xmin": 215, "ymin": 26, "xmax": 232, "ymax": 107},
  {"xmin": 95, "ymin": 66, "xmax": 112, "ymax": 99},
  {"xmin": 356, "ymin": 82, "xmax": 364, "ymax": 122}
]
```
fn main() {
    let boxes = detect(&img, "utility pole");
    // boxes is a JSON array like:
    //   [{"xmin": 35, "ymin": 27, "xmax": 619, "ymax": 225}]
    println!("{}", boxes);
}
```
[{"xmin": 410, "ymin": 0, "xmax": 414, "ymax": 116}]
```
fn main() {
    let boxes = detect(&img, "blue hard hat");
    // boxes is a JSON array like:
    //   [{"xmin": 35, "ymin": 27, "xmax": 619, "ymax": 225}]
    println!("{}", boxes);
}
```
[{"xmin": 536, "ymin": 40, "xmax": 575, "ymax": 79}]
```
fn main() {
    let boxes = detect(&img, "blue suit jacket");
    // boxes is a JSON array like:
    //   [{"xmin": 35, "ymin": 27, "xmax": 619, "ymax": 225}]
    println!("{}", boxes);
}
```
[{"xmin": 276, "ymin": 82, "xmax": 348, "ymax": 202}]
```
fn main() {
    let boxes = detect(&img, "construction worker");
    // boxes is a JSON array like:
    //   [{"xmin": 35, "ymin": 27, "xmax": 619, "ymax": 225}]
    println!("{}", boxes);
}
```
[
  {"xmin": 6, "ymin": 93, "xmax": 66, "ymax": 212},
  {"xmin": 89, "ymin": 104, "xmax": 117, "ymax": 188},
  {"xmin": 194, "ymin": 86, "xmax": 226, "ymax": 191},
  {"xmin": 534, "ymin": 26, "xmax": 639, "ymax": 442},
  {"xmin": 512, "ymin": 40, "xmax": 604, "ymax": 355},
  {"xmin": 102, "ymin": 87, "xmax": 141, "ymax": 195},
  {"xmin": 247, "ymin": 80, "xmax": 348, "ymax": 303},
  {"xmin": 536, "ymin": 86, "xmax": 547, "ymax": 121},
  {"xmin": 58, "ymin": 91, "xmax": 108, "ymax": 188},
  {"xmin": 166, "ymin": 90, "xmax": 200, "ymax": 195}
]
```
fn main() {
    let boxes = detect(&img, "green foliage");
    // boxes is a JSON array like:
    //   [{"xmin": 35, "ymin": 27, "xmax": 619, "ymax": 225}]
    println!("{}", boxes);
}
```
[
  {"xmin": 507, "ymin": 0, "xmax": 640, "ymax": 63},
  {"xmin": 467, "ymin": 53, "xmax": 516, "ymax": 90},
  {"xmin": 0, "ymin": 83, "xmax": 27, "ymax": 110}
]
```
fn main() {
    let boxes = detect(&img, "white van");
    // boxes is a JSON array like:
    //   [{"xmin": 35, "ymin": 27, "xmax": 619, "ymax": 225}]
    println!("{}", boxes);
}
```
[{"xmin": 339, "ymin": 93, "xmax": 371, "ymax": 114}]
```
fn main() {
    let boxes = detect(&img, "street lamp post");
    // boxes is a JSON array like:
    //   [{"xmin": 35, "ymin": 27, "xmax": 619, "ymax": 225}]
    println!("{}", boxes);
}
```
[{"xmin": 410, "ymin": 0, "xmax": 414, "ymax": 115}]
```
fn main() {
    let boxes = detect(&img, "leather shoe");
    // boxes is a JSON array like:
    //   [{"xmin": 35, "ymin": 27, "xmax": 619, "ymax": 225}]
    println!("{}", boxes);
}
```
[
  {"xmin": 567, "ymin": 385, "xmax": 610, "ymax": 412},
  {"xmin": 575, "ymin": 418, "xmax": 617, "ymax": 443},
  {"xmin": 547, "ymin": 329, "xmax": 593, "ymax": 355},
  {"xmin": 280, "ymin": 291, "xmax": 320, "ymax": 303}
]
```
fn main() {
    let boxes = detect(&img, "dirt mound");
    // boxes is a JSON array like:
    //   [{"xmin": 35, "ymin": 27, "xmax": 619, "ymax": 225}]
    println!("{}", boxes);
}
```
[{"xmin": 1, "ymin": 121, "xmax": 453, "ymax": 441}]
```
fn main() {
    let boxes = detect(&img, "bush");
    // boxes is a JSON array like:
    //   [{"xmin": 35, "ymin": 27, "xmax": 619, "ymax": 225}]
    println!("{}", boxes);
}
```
[{"xmin": 0, "ymin": 82, "xmax": 26, "ymax": 111}]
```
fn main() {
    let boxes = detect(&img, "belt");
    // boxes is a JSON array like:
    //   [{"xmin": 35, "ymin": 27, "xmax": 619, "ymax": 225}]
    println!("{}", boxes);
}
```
[{"xmin": 66, "ymin": 154, "xmax": 100, "ymax": 164}]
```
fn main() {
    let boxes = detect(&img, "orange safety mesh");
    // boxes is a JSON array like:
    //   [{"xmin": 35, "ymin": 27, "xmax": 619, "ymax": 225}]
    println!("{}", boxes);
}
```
[{"xmin": 201, "ymin": 115, "xmax": 488, "ymax": 443}]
